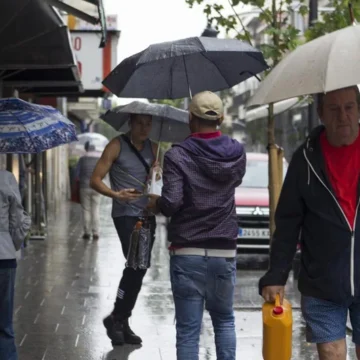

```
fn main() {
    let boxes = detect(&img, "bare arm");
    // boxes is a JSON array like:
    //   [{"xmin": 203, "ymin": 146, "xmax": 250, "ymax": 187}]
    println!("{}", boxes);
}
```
[
  {"xmin": 90, "ymin": 138, "xmax": 119, "ymax": 198},
  {"xmin": 90, "ymin": 138, "xmax": 141, "ymax": 202}
]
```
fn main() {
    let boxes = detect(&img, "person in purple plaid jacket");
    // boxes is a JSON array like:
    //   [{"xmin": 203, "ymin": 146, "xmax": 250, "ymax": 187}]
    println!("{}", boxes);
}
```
[{"xmin": 148, "ymin": 91, "xmax": 246, "ymax": 360}]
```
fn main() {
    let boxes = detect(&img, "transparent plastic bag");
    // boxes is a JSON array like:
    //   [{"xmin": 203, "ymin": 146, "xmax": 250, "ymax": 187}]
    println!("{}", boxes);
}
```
[
  {"xmin": 137, "ymin": 225, "xmax": 151, "ymax": 269},
  {"xmin": 126, "ymin": 221, "xmax": 142, "ymax": 269},
  {"xmin": 147, "ymin": 166, "xmax": 163, "ymax": 196},
  {"xmin": 126, "ymin": 219, "xmax": 152, "ymax": 270}
]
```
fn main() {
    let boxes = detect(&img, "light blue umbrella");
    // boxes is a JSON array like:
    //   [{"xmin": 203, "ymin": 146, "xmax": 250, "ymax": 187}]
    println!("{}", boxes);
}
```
[{"xmin": 0, "ymin": 98, "xmax": 78, "ymax": 153}]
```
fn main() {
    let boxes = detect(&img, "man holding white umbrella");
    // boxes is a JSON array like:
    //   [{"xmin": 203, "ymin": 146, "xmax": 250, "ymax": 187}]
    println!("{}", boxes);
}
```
[{"xmin": 260, "ymin": 85, "xmax": 360, "ymax": 360}]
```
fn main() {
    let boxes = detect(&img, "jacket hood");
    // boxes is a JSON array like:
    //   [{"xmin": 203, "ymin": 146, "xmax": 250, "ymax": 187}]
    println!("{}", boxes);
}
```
[{"xmin": 174, "ymin": 135, "xmax": 245, "ymax": 183}]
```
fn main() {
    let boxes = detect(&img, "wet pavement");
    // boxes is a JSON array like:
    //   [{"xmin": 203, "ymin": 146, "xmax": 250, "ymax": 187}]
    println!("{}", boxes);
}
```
[{"xmin": 13, "ymin": 200, "xmax": 357, "ymax": 359}]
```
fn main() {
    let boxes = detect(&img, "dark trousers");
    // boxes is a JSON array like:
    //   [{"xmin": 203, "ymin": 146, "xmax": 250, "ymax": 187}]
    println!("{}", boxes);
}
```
[
  {"xmin": 113, "ymin": 216, "xmax": 156, "ymax": 320},
  {"xmin": 0, "ymin": 268, "xmax": 17, "ymax": 360}
]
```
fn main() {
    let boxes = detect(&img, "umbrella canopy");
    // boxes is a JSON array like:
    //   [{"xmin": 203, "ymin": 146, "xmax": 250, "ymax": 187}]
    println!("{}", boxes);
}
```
[
  {"xmin": 0, "ymin": 98, "xmax": 77, "ymax": 153},
  {"xmin": 248, "ymin": 25, "xmax": 360, "ymax": 106},
  {"xmin": 101, "ymin": 101, "xmax": 190, "ymax": 143},
  {"xmin": 102, "ymin": 37, "xmax": 268, "ymax": 99}
]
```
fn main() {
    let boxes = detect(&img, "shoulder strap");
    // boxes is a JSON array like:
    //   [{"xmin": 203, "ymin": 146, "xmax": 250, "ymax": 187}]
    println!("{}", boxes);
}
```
[{"xmin": 121, "ymin": 134, "xmax": 150, "ymax": 174}]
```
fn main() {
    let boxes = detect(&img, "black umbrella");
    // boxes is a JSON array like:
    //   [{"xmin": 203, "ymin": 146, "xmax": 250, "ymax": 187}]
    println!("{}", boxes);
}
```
[
  {"xmin": 100, "ymin": 101, "xmax": 190, "ymax": 144},
  {"xmin": 102, "ymin": 37, "xmax": 268, "ymax": 99}
]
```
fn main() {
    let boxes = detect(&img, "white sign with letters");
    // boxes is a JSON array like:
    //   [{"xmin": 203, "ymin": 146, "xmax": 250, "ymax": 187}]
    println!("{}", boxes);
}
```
[{"xmin": 71, "ymin": 32, "xmax": 103, "ymax": 90}]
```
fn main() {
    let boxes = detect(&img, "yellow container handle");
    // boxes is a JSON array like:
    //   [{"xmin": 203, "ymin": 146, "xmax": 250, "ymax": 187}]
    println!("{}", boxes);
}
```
[{"xmin": 275, "ymin": 293, "xmax": 281, "ymax": 307}]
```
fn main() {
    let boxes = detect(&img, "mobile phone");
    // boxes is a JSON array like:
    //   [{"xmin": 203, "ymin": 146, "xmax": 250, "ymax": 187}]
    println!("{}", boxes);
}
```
[{"xmin": 131, "ymin": 189, "xmax": 143, "ymax": 194}]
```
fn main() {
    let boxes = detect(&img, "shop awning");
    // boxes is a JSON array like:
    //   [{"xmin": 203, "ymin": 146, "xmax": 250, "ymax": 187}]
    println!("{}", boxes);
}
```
[
  {"xmin": 46, "ymin": 0, "xmax": 107, "ymax": 48},
  {"xmin": 0, "ymin": 0, "xmax": 83, "ymax": 95}
]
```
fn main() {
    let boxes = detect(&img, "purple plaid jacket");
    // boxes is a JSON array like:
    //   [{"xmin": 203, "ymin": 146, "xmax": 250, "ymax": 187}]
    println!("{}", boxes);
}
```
[{"xmin": 157, "ymin": 134, "xmax": 246, "ymax": 249}]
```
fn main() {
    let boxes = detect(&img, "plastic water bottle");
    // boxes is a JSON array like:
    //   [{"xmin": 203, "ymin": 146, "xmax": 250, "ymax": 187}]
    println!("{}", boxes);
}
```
[{"xmin": 262, "ymin": 293, "xmax": 292, "ymax": 360}]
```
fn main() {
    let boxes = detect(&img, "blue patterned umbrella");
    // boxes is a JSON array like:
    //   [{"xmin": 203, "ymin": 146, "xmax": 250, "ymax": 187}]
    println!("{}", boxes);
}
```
[{"xmin": 0, "ymin": 98, "xmax": 78, "ymax": 153}]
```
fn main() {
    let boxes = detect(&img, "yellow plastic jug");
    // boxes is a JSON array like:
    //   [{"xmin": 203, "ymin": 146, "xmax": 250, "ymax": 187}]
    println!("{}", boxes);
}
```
[{"xmin": 262, "ymin": 294, "xmax": 293, "ymax": 360}]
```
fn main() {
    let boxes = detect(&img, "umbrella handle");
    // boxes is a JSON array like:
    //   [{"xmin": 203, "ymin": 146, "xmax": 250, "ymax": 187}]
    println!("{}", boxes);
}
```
[
  {"xmin": 156, "ymin": 143, "xmax": 161, "ymax": 162},
  {"xmin": 156, "ymin": 119, "xmax": 163, "ymax": 162}
]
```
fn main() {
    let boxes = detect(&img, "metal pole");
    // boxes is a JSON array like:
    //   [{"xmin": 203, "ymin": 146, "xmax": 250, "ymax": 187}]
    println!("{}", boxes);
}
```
[
  {"xmin": 25, "ymin": 154, "xmax": 32, "ymax": 215},
  {"xmin": 31, "ymin": 153, "xmax": 45, "ymax": 240},
  {"xmin": 42, "ymin": 151, "xmax": 48, "ymax": 226},
  {"xmin": 307, "ymin": 0, "xmax": 318, "ymax": 132}
]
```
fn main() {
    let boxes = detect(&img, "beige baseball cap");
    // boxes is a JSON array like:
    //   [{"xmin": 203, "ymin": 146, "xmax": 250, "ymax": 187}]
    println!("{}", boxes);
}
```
[{"xmin": 189, "ymin": 91, "xmax": 224, "ymax": 121}]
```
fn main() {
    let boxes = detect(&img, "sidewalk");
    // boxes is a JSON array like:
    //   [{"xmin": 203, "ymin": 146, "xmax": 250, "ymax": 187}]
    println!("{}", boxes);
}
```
[{"xmin": 13, "ymin": 200, "xmax": 356, "ymax": 360}]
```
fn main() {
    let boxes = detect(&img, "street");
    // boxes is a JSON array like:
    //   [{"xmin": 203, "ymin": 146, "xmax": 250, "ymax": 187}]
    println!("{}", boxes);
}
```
[{"xmin": 13, "ymin": 199, "xmax": 357, "ymax": 360}]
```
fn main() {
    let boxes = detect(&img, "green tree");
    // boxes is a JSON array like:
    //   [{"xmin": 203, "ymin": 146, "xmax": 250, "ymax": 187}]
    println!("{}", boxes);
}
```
[
  {"xmin": 185, "ymin": 0, "xmax": 360, "ymax": 238},
  {"xmin": 185, "ymin": 0, "xmax": 308, "ymax": 236},
  {"xmin": 305, "ymin": 1, "xmax": 360, "ymax": 41},
  {"xmin": 150, "ymin": 98, "xmax": 185, "ymax": 108}
]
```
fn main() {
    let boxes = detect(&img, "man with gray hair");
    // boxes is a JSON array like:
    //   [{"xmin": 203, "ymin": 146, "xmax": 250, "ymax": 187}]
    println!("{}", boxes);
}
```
[
  {"xmin": 260, "ymin": 86, "xmax": 360, "ymax": 360},
  {"xmin": 76, "ymin": 141, "xmax": 102, "ymax": 240}
]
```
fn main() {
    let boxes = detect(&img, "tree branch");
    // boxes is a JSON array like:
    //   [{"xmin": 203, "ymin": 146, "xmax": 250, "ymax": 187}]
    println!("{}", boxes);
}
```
[{"xmin": 226, "ymin": 0, "xmax": 253, "ymax": 45}]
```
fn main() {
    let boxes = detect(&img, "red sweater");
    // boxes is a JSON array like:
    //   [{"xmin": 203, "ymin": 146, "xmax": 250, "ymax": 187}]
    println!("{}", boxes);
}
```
[{"xmin": 320, "ymin": 132, "xmax": 360, "ymax": 228}]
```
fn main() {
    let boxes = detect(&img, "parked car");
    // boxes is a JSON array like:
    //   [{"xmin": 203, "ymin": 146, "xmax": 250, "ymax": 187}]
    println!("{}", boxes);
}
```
[{"xmin": 235, "ymin": 152, "xmax": 288, "ymax": 255}]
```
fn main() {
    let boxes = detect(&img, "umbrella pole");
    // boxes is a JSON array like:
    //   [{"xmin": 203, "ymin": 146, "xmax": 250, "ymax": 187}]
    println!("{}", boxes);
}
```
[
  {"xmin": 349, "ymin": 2, "xmax": 356, "ymax": 25},
  {"xmin": 156, "ymin": 119, "xmax": 163, "ymax": 163},
  {"xmin": 182, "ymin": 55, "xmax": 193, "ymax": 101},
  {"xmin": 267, "ymin": 103, "xmax": 283, "ymax": 242}
]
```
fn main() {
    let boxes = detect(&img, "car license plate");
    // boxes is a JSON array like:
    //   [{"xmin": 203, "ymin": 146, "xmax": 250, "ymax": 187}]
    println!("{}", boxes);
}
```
[{"xmin": 238, "ymin": 228, "xmax": 270, "ymax": 239}]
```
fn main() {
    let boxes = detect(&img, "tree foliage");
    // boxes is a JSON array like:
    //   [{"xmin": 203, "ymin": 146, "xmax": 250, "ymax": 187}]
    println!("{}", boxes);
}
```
[
  {"xmin": 150, "ymin": 98, "xmax": 185, "ymax": 108},
  {"xmin": 305, "ymin": 0, "xmax": 360, "ymax": 41},
  {"xmin": 186, "ymin": 0, "xmax": 308, "ymax": 66}
]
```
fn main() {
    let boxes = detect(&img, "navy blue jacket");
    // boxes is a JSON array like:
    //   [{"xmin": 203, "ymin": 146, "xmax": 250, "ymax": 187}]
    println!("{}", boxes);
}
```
[
  {"xmin": 158, "ymin": 134, "xmax": 246, "ymax": 249},
  {"xmin": 259, "ymin": 126, "xmax": 360, "ymax": 303}
]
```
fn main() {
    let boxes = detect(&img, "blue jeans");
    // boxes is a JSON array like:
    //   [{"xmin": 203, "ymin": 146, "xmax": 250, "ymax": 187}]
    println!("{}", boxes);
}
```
[
  {"xmin": 170, "ymin": 255, "xmax": 236, "ymax": 360},
  {"xmin": 0, "ymin": 268, "xmax": 17, "ymax": 360}
]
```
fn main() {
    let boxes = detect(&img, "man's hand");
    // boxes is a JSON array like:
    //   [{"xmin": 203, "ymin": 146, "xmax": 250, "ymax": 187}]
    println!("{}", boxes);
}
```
[
  {"xmin": 147, "ymin": 194, "xmax": 160, "ymax": 213},
  {"xmin": 150, "ymin": 162, "xmax": 162, "ymax": 181},
  {"xmin": 114, "ymin": 189, "xmax": 142, "ymax": 202},
  {"xmin": 262, "ymin": 286, "xmax": 285, "ymax": 304}
]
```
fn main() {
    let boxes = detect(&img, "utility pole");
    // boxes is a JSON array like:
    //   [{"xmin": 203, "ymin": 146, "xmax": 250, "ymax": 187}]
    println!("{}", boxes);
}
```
[{"xmin": 307, "ymin": 0, "xmax": 318, "ymax": 132}]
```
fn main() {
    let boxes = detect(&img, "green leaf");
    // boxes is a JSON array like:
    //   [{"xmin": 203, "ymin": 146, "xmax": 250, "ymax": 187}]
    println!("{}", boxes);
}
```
[
  {"xmin": 258, "ymin": 9, "xmax": 273, "ymax": 23},
  {"xmin": 299, "ymin": 5, "xmax": 308, "ymax": 16},
  {"xmin": 204, "ymin": 4, "xmax": 212, "ymax": 16},
  {"xmin": 213, "ymin": 3, "xmax": 224, "ymax": 12}
]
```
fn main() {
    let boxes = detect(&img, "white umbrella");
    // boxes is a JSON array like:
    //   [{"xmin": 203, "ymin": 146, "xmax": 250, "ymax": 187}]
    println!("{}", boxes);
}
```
[
  {"xmin": 248, "ymin": 25, "xmax": 360, "ymax": 106},
  {"xmin": 77, "ymin": 133, "xmax": 109, "ymax": 150},
  {"xmin": 69, "ymin": 132, "xmax": 109, "ymax": 157}
]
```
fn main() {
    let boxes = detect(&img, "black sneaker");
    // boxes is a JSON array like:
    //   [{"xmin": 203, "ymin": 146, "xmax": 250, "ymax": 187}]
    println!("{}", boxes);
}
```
[
  {"xmin": 123, "ymin": 319, "xmax": 142, "ymax": 344},
  {"xmin": 103, "ymin": 315, "xmax": 124, "ymax": 346},
  {"xmin": 82, "ymin": 233, "xmax": 91, "ymax": 240},
  {"xmin": 93, "ymin": 233, "xmax": 100, "ymax": 241}
]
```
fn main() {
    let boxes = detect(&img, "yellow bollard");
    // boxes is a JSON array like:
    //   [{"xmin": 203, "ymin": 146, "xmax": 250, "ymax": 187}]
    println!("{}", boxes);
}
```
[{"xmin": 262, "ymin": 294, "xmax": 293, "ymax": 360}]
